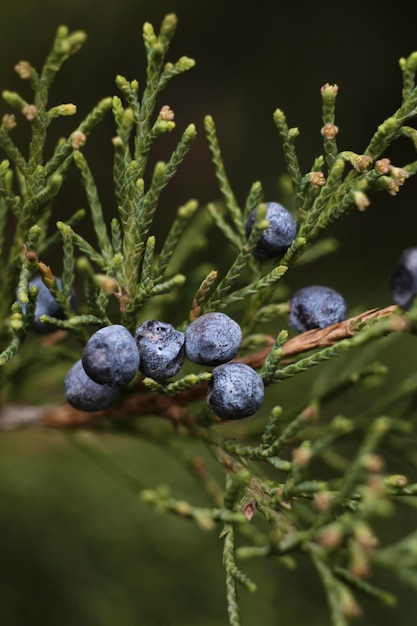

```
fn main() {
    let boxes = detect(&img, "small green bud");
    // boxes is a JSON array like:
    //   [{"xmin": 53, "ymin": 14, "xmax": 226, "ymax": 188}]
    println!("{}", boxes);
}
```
[
  {"xmin": 154, "ymin": 161, "xmax": 166, "ymax": 178},
  {"xmin": 56, "ymin": 221, "xmax": 72, "ymax": 236},
  {"xmin": 2, "ymin": 90, "xmax": 26, "ymax": 111},
  {"xmin": 65, "ymin": 30, "xmax": 88, "ymax": 54},
  {"xmin": 122, "ymin": 108, "xmax": 134, "ymax": 128},
  {"xmin": 115, "ymin": 76, "xmax": 128, "ymax": 92},
  {"xmin": 28, "ymin": 284, "xmax": 39, "ymax": 297},
  {"xmin": 173, "ymin": 274, "xmax": 186, "ymax": 287},
  {"xmin": 178, "ymin": 200, "xmax": 198, "ymax": 218},
  {"xmin": 49, "ymin": 103, "xmax": 77, "ymax": 117},
  {"xmin": 329, "ymin": 415, "xmax": 353, "ymax": 434},
  {"xmin": 76, "ymin": 256, "xmax": 93, "ymax": 274},
  {"xmin": 143, "ymin": 22, "xmax": 156, "ymax": 44},
  {"xmin": 403, "ymin": 51, "xmax": 417, "ymax": 71},
  {"xmin": 176, "ymin": 56, "xmax": 196, "ymax": 71},
  {"xmin": 56, "ymin": 25, "xmax": 69, "ymax": 39},
  {"xmin": 384, "ymin": 474, "xmax": 408, "ymax": 488},
  {"xmin": 10, "ymin": 313, "xmax": 23, "ymax": 332},
  {"xmin": 273, "ymin": 109, "xmax": 285, "ymax": 123},
  {"xmin": 184, "ymin": 123, "xmax": 197, "ymax": 142},
  {"xmin": 160, "ymin": 13, "xmax": 178, "ymax": 37}
]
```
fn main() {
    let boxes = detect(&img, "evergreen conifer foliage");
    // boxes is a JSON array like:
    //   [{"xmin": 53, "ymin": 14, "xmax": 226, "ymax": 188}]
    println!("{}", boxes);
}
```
[{"xmin": 2, "ymin": 13, "xmax": 417, "ymax": 626}]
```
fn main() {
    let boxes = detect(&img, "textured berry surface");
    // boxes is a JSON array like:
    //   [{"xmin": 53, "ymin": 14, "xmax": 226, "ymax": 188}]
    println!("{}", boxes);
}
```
[
  {"xmin": 22, "ymin": 275, "xmax": 76, "ymax": 334},
  {"xmin": 65, "ymin": 359, "xmax": 119, "ymax": 412},
  {"xmin": 245, "ymin": 201, "xmax": 297, "ymax": 260},
  {"xmin": 82, "ymin": 324, "xmax": 140, "ymax": 386},
  {"xmin": 207, "ymin": 362, "xmax": 264, "ymax": 419},
  {"xmin": 134, "ymin": 320, "xmax": 185, "ymax": 379},
  {"xmin": 388, "ymin": 247, "xmax": 417, "ymax": 310},
  {"xmin": 289, "ymin": 285, "xmax": 347, "ymax": 333},
  {"xmin": 184, "ymin": 312, "xmax": 242, "ymax": 366}
]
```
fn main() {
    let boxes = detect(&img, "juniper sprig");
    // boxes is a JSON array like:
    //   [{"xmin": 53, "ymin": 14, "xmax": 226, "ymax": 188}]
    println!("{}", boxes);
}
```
[{"xmin": 1, "ymin": 14, "xmax": 417, "ymax": 626}]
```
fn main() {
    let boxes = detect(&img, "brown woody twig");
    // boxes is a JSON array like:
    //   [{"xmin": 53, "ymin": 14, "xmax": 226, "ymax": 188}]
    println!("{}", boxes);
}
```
[{"xmin": 0, "ymin": 304, "xmax": 403, "ymax": 430}]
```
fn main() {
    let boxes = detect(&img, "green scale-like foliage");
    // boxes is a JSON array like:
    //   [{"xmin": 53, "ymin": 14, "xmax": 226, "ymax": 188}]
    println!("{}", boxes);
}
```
[{"xmin": 2, "ymin": 13, "xmax": 417, "ymax": 626}]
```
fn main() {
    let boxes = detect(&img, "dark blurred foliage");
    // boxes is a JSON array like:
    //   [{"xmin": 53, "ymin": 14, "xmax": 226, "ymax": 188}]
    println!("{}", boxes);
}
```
[{"xmin": 2, "ymin": 1, "xmax": 417, "ymax": 624}]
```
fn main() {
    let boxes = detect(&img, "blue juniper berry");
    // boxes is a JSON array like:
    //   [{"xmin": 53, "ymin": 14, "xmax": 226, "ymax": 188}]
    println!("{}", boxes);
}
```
[
  {"xmin": 82, "ymin": 324, "xmax": 140, "ymax": 386},
  {"xmin": 184, "ymin": 312, "xmax": 242, "ymax": 366},
  {"xmin": 65, "ymin": 359, "xmax": 120, "ymax": 412},
  {"xmin": 245, "ymin": 201, "xmax": 297, "ymax": 260},
  {"xmin": 134, "ymin": 320, "xmax": 185, "ymax": 379},
  {"xmin": 289, "ymin": 285, "xmax": 347, "ymax": 333},
  {"xmin": 207, "ymin": 362, "xmax": 264, "ymax": 419},
  {"xmin": 21, "ymin": 275, "xmax": 76, "ymax": 334}
]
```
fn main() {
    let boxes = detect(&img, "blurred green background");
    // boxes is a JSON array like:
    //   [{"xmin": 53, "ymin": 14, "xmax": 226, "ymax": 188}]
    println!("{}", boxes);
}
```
[{"xmin": 2, "ymin": 0, "xmax": 417, "ymax": 624}]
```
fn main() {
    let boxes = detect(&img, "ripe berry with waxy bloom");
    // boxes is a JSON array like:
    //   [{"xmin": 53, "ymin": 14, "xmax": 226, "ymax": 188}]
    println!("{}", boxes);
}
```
[
  {"xmin": 289, "ymin": 285, "xmax": 347, "ymax": 333},
  {"xmin": 135, "ymin": 320, "xmax": 185, "ymax": 379},
  {"xmin": 65, "ymin": 359, "xmax": 120, "ymax": 412},
  {"xmin": 20, "ymin": 275, "xmax": 76, "ymax": 334},
  {"xmin": 245, "ymin": 201, "xmax": 297, "ymax": 260},
  {"xmin": 82, "ymin": 324, "xmax": 140, "ymax": 386},
  {"xmin": 207, "ymin": 362, "xmax": 264, "ymax": 420},
  {"xmin": 184, "ymin": 312, "xmax": 242, "ymax": 366}
]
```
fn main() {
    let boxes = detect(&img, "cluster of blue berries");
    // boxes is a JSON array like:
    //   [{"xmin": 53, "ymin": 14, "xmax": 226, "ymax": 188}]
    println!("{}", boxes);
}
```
[
  {"xmin": 64, "ymin": 312, "xmax": 265, "ymax": 419},
  {"xmin": 22, "ymin": 206, "xmax": 417, "ymax": 422}
]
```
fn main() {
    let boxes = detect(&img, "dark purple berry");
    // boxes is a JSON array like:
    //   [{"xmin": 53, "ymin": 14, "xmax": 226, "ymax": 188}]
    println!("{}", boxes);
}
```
[
  {"xmin": 184, "ymin": 312, "xmax": 242, "ymax": 366},
  {"xmin": 20, "ymin": 275, "xmax": 76, "ymax": 334},
  {"xmin": 134, "ymin": 320, "xmax": 185, "ymax": 380},
  {"xmin": 82, "ymin": 324, "xmax": 140, "ymax": 386},
  {"xmin": 245, "ymin": 201, "xmax": 297, "ymax": 260},
  {"xmin": 289, "ymin": 285, "xmax": 347, "ymax": 333},
  {"xmin": 65, "ymin": 360, "xmax": 119, "ymax": 412},
  {"xmin": 207, "ymin": 362, "xmax": 264, "ymax": 419}
]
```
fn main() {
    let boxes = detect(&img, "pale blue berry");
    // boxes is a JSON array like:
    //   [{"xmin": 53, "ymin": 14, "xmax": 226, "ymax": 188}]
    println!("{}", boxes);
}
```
[
  {"xmin": 184, "ymin": 312, "xmax": 242, "ymax": 366},
  {"xmin": 134, "ymin": 320, "xmax": 185, "ymax": 379},
  {"xmin": 207, "ymin": 362, "xmax": 264, "ymax": 419},
  {"xmin": 289, "ymin": 285, "xmax": 347, "ymax": 333},
  {"xmin": 245, "ymin": 201, "xmax": 297, "ymax": 260},
  {"xmin": 65, "ymin": 359, "xmax": 119, "ymax": 412},
  {"xmin": 388, "ymin": 247, "xmax": 417, "ymax": 310},
  {"xmin": 82, "ymin": 324, "xmax": 140, "ymax": 386}
]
